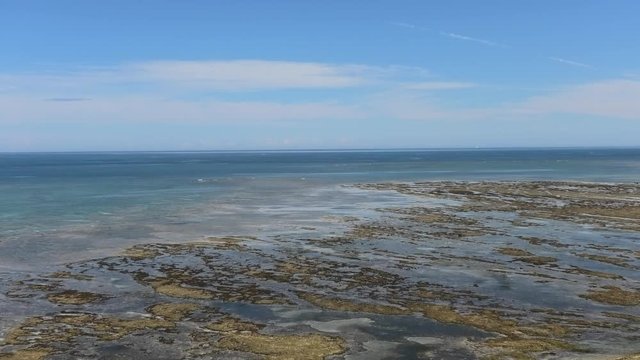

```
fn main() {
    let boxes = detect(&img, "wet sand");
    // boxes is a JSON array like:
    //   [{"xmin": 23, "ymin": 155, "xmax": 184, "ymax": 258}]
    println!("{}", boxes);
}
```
[{"xmin": 1, "ymin": 181, "xmax": 639, "ymax": 360}]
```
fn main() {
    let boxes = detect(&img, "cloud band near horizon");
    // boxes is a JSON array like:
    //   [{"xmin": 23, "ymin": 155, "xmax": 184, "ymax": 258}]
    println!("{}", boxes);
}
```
[{"xmin": 0, "ymin": 60, "xmax": 638, "ymax": 127}]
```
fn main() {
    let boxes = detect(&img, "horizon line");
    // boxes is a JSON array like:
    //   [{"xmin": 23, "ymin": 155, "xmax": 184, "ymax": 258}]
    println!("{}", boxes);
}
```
[{"xmin": 2, "ymin": 145, "xmax": 640, "ymax": 155}]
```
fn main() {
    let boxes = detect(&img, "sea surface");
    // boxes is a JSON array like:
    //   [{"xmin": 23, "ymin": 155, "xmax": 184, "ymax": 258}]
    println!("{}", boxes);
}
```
[{"xmin": 1, "ymin": 148, "xmax": 639, "ymax": 270}]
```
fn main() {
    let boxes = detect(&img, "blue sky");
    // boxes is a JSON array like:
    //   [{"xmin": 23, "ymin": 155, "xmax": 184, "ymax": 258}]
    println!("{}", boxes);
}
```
[{"xmin": 1, "ymin": 0, "xmax": 640, "ymax": 151}]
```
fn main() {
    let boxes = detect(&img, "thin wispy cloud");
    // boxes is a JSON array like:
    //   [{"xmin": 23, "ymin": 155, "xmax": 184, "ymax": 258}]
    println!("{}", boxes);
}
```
[
  {"xmin": 388, "ymin": 21, "xmax": 601, "ymax": 72},
  {"xmin": 0, "ymin": 59, "xmax": 429, "ymax": 126},
  {"xmin": 388, "ymin": 21, "xmax": 504, "ymax": 47},
  {"xmin": 401, "ymin": 81, "xmax": 477, "ymax": 91},
  {"xmin": 387, "ymin": 21, "xmax": 430, "ymax": 31},
  {"xmin": 1, "ymin": 60, "xmax": 432, "ymax": 94},
  {"xmin": 132, "ymin": 60, "xmax": 373, "ymax": 90},
  {"xmin": 387, "ymin": 21, "xmax": 418, "ymax": 29},
  {"xmin": 0, "ymin": 95, "xmax": 364, "ymax": 124},
  {"xmin": 3, "ymin": 56, "xmax": 632, "ymax": 135},
  {"xmin": 45, "ymin": 97, "xmax": 91, "ymax": 102},
  {"xmin": 548, "ymin": 57, "xmax": 594, "ymax": 69},
  {"xmin": 515, "ymin": 79, "xmax": 640, "ymax": 119},
  {"xmin": 440, "ymin": 32, "xmax": 506, "ymax": 47}
]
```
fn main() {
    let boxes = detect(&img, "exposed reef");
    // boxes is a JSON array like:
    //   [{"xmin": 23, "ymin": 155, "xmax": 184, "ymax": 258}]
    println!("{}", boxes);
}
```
[{"xmin": 1, "ymin": 181, "xmax": 639, "ymax": 359}]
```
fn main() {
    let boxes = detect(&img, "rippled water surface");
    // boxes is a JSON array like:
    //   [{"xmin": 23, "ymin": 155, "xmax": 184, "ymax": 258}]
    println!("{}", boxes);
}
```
[
  {"xmin": 2, "ymin": 148, "xmax": 639, "ymax": 268},
  {"xmin": 1, "ymin": 149, "xmax": 640, "ymax": 359}
]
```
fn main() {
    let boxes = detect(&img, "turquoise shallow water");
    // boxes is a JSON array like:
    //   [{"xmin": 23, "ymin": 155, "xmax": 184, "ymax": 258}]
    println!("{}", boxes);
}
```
[
  {"xmin": 1, "ymin": 149, "xmax": 640, "ymax": 359},
  {"xmin": 1, "ymin": 148, "xmax": 639, "ymax": 268}
]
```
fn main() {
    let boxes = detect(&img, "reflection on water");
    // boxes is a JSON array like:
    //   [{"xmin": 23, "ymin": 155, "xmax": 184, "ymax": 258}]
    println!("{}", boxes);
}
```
[
  {"xmin": 1, "ymin": 150, "xmax": 640, "ymax": 359},
  {"xmin": 2, "ymin": 149, "xmax": 640, "ymax": 268}
]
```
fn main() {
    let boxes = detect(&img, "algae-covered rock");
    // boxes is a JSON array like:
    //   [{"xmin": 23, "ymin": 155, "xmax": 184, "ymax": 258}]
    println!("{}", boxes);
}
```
[
  {"xmin": 485, "ymin": 337, "xmax": 577, "ymax": 352},
  {"xmin": 297, "ymin": 292, "xmax": 409, "ymax": 315},
  {"xmin": 47, "ymin": 290, "xmax": 105, "ymax": 305},
  {"xmin": 515, "ymin": 256, "xmax": 557, "ymax": 265},
  {"xmin": 206, "ymin": 316, "xmax": 264, "ymax": 333},
  {"xmin": 581, "ymin": 286, "xmax": 640, "ymax": 306},
  {"xmin": 203, "ymin": 312, "xmax": 346, "ymax": 360},
  {"xmin": 616, "ymin": 354, "xmax": 640, "ymax": 360},
  {"xmin": 497, "ymin": 248, "xmax": 534, "ymax": 257},
  {"xmin": 216, "ymin": 333, "xmax": 346, "ymax": 360},
  {"xmin": 150, "ymin": 280, "xmax": 215, "ymax": 299},
  {"xmin": 5, "ymin": 313, "xmax": 174, "ymax": 346},
  {"xmin": 122, "ymin": 245, "xmax": 162, "ymax": 260},
  {"xmin": 147, "ymin": 303, "xmax": 200, "ymax": 321},
  {"xmin": 47, "ymin": 271, "xmax": 93, "ymax": 281},
  {"xmin": 0, "ymin": 349, "xmax": 51, "ymax": 360}
]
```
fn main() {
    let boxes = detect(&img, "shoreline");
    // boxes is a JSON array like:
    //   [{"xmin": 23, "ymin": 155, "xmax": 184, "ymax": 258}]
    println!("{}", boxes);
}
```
[{"xmin": 1, "ymin": 180, "xmax": 639, "ymax": 359}]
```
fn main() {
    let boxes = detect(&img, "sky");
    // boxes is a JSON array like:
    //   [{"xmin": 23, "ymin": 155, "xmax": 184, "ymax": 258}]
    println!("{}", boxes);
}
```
[{"xmin": 1, "ymin": 0, "xmax": 640, "ymax": 151}]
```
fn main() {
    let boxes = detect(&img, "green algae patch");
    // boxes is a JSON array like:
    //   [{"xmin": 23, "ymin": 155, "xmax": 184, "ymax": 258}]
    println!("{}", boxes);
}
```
[
  {"xmin": 120, "ymin": 237, "xmax": 252, "ymax": 261},
  {"xmin": 497, "ymin": 248, "xmax": 534, "ymax": 257},
  {"xmin": 201, "ymin": 236, "xmax": 250, "ymax": 250},
  {"xmin": 414, "ymin": 288, "xmax": 458, "ymax": 302},
  {"xmin": 348, "ymin": 267, "xmax": 402, "ymax": 288},
  {"xmin": 122, "ymin": 245, "xmax": 162, "ymax": 260},
  {"xmin": 297, "ymin": 291, "xmax": 409, "ymax": 315},
  {"xmin": 204, "ymin": 313, "xmax": 347, "ymax": 360},
  {"xmin": 514, "ymin": 256, "xmax": 557, "ymax": 265},
  {"xmin": 516, "ymin": 323, "xmax": 571, "ymax": 338},
  {"xmin": 407, "ymin": 303, "xmax": 580, "ymax": 357},
  {"xmin": 603, "ymin": 312, "xmax": 640, "ymax": 322},
  {"xmin": 389, "ymin": 207, "xmax": 480, "ymax": 226},
  {"xmin": 409, "ymin": 304, "xmax": 517, "ymax": 335},
  {"xmin": 9, "ymin": 279, "xmax": 61, "ymax": 296},
  {"xmin": 485, "ymin": 337, "xmax": 577, "ymax": 352},
  {"xmin": 575, "ymin": 253, "xmax": 633, "ymax": 268},
  {"xmin": 206, "ymin": 316, "xmax": 265, "ymax": 333},
  {"xmin": 58, "ymin": 315, "xmax": 173, "ymax": 341},
  {"xmin": 47, "ymin": 271, "xmax": 93, "ymax": 281},
  {"xmin": 414, "ymin": 212, "xmax": 475, "ymax": 225},
  {"xmin": 150, "ymin": 280, "xmax": 215, "ymax": 299},
  {"xmin": 147, "ymin": 303, "xmax": 201, "ymax": 321},
  {"xmin": 616, "ymin": 354, "xmax": 640, "ymax": 360},
  {"xmin": 480, "ymin": 337, "xmax": 581, "ymax": 360},
  {"xmin": 520, "ymin": 236, "xmax": 570, "ymax": 248},
  {"xmin": 496, "ymin": 247, "xmax": 557, "ymax": 265},
  {"xmin": 4, "ymin": 313, "xmax": 174, "ymax": 353},
  {"xmin": 480, "ymin": 351, "xmax": 534, "ymax": 360},
  {"xmin": 555, "ymin": 204, "xmax": 640, "ymax": 224},
  {"xmin": 47, "ymin": 290, "xmax": 105, "ymax": 305},
  {"xmin": 566, "ymin": 266, "xmax": 624, "ymax": 280},
  {"xmin": 216, "ymin": 333, "xmax": 346, "ymax": 360},
  {"xmin": 0, "ymin": 349, "xmax": 51, "ymax": 360},
  {"xmin": 141, "ymin": 271, "xmax": 289, "ymax": 304},
  {"xmin": 581, "ymin": 286, "xmax": 640, "ymax": 306}
]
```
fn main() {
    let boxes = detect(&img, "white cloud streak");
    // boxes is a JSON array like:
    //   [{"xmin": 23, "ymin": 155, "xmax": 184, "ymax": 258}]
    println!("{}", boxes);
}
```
[
  {"xmin": 388, "ymin": 21, "xmax": 601, "ymax": 72},
  {"xmin": 363, "ymin": 79, "xmax": 640, "ymax": 121},
  {"xmin": 388, "ymin": 21, "xmax": 505, "ymax": 48},
  {"xmin": 387, "ymin": 21, "xmax": 431, "ymax": 31},
  {"xmin": 3, "ymin": 79, "xmax": 639, "ymax": 124},
  {"xmin": 387, "ymin": 21, "xmax": 418, "ymax": 29},
  {"xmin": 2, "ymin": 58, "xmax": 637, "ymax": 128},
  {"xmin": 401, "ymin": 81, "xmax": 477, "ymax": 91},
  {"xmin": 514, "ymin": 79, "xmax": 640, "ymax": 119},
  {"xmin": 0, "ymin": 95, "xmax": 364, "ymax": 124},
  {"xmin": 132, "ymin": 60, "xmax": 372, "ymax": 90},
  {"xmin": 1, "ymin": 60, "xmax": 429, "ymax": 94},
  {"xmin": 0, "ymin": 59, "xmax": 435, "ymax": 125},
  {"xmin": 548, "ymin": 57, "xmax": 594, "ymax": 69},
  {"xmin": 440, "ymin": 32, "xmax": 506, "ymax": 47}
]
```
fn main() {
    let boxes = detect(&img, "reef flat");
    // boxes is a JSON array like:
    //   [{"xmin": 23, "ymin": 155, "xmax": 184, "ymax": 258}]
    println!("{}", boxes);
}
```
[{"xmin": 1, "ymin": 181, "xmax": 639, "ymax": 359}]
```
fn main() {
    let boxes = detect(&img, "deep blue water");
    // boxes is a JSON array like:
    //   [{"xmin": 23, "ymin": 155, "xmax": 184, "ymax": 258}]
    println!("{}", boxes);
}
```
[{"xmin": 1, "ymin": 148, "xmax": 639, "ymax": 268}]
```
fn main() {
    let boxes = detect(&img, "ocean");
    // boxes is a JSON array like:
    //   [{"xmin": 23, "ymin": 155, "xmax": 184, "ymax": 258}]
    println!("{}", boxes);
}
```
[
  {"xmin": 1, "ymin": 148, "xmax": 639, "ymax": 269},
  {"xmin": 2, "ymin": 148, "xmax": 640, "ymax": 359}
]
